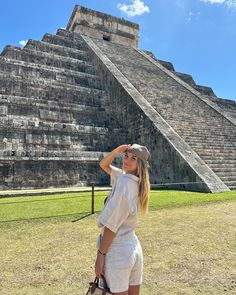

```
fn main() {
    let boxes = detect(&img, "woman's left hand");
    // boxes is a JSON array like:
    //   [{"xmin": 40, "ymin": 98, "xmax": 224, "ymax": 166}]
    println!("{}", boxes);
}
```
[{"xmin": 95, "ymin": 252, "xmax": 105, "ymax": 278}]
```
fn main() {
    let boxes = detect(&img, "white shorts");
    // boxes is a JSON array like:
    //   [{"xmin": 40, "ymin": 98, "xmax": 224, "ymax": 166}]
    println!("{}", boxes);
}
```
[{"xmin": 104, "ymin": 237, "xmax": 143, "ymax": 293}]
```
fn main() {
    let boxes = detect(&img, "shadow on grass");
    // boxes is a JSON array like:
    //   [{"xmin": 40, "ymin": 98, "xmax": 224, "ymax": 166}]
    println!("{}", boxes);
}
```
[
  {"xmin": 0, "ymin": 212, "xmax": 93, "ymax": 224},
  {"xmin": 71, "ymin": 213, "xmax": 93, "ymax": 223}
]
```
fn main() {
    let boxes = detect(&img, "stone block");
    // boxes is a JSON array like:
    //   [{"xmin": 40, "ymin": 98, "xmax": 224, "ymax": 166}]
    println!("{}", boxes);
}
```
[{"xmin": 0, "ymin": 106, "xmax": 7, "ymax": 116}]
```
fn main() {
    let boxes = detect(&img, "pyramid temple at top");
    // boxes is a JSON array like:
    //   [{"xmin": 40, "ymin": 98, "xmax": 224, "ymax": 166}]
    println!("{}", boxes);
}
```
[{"xmin": 0, "ymin": 5, "xmax": 235, "ymax": 192}]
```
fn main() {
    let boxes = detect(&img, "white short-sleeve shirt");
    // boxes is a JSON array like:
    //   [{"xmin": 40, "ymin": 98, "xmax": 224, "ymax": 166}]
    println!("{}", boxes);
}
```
[{"xmin": 98, "ymin": 165, "xmax": 139, "ymax": 242}]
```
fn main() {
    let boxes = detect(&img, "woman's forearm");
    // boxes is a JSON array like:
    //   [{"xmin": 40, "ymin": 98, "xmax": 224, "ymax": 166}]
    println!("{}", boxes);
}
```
[
  {"xmin": 99, "ymin": 144, "xmax": 131, "ymax": 174},
  {"xmin": 99, "ymin": 227, "xmax": 116, "ymax": 254},
  {"xmin": 99, "ymin": 149, "xmax": 119, "ymax": 174}
]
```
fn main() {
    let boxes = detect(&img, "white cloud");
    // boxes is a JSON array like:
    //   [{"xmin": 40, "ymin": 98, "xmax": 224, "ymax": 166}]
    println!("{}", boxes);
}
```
[
  {"xmin": 187, "ymin": 11, "xmax": 201, "ymax": 21},
  {"xmin": 117, "ymin": 0, "xmax": 150, "ymax": 17},
  {"xmin": 201, "ymin": 0, "xmax": 225, "ymax": 3},
  {"xmin": 226, "ymin": 0, "xmax": 236, "ymax": 8},
  {"xmin": 200, "ymin": 0, "xmax": 236, "ymax": 9},
  {"xmin": 19, "ymin": 40, "xmax": 28, "ymax": 47}
]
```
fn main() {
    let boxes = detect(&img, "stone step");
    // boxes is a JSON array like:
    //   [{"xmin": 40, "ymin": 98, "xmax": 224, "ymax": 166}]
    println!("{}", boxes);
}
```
[
  {"xmin": 56, "ymin": 28, "xmax": 85, "ymax": 41},
  {"xmin": 42, "ymin": 33, "xmax": 86, "ymax": 51},
  {"xmin": 168, "ymin": 117, "xmax": 228, "ymax": 125},
  {"xmin": 172, "ymin": 124, "xmax": 236, "ymax": 133},
  {"xmin": 183, "ymin": 139, "xmax": 236, "ymax": 150},
  {"xmin": 0, "ymin": 97, "xmax": 110, "ymax": 127},
  {"xmin": 184, "ymin": 135, "xmax": 236, "ymax": 142},
  {"xmin": 0, "ymin": 133, "xmax": 112, "ymax": 153},
  {"xmin": 198, "ymin": 152, "xmax": 236, "ymax": 160},
  {"xmin": 194, "ymin": 85, "xmax": 216, "ymax": 97},
  {"xmin": 0, "ymin": 94, "xmax": 109, "ymax": 112},
  {"xmin": 0, "ymin": 116, "xmax": 126, "ymax": 146},
  {"xmin": 167, "ymin": 117, "xmax": 235, "ymax": 126},
  {"xmin": 181, "ymin": 135, "xmax": 236, "ymax": 144},
  {"xmin": 191, "ymin": 145, "xmax": 236, "ymax": 152},
  {"xmin": 0, "ymin": 149, "xmax": 107, "ymax": 160},
  {"xmin": 219, "ymin": 176, "xmax": 236, "ymax": 182},
  {"xmin": 158, "ymin": 66, "xmax": 215, "ymax": 98},
  {"xmin": 0, "ymin": 74, "xmax": 107, "ymax": 105},
  {"xmin": 210, "ymin": 165, "xmax": 236, "ymax": 172},
  {"xmin": 0, "ymin": 137, "xmax": 124, "ymax": 156},
  {"xmin": 172, "ymin": 122, "xmax": 235, "ymax": 131},
  {"xmin": 214, "ymin": 170, "xmax": 236, "ymax": 177},
  {"xmin": 205, "ymin": 159, "xmax": 236, "ymax": 165},
  {"xmin": 0, "ymin": 157, "xmax": 108, "ymax": 189},
  {"xmin": 190, "ymin": 145, "xmax": 236, "ymax": 151},
  {"xmin": 194, "ymin": 146, "xmax": 236, "ymax": 152},
  {"xmin": 208, "ymin": 165, "xmax": 236, "ymax": 172},
  {"xmin": 0, "ymin": 116, "xmax": 110, "ymax": 134},
  {"xmin": 206, "ymin": 159, "xmax": 236, "ymax": 171},
  {"xmin": 203, "ymin": 157, "xmax": 236, "ymax": 162},
  {"xmin": 178, "ymin": 131, "xmax": 236, "ymax": 140},
  {"xmin": 25, "ymin": 39, "xmax": 89, "ymax": 61},
  {"xmin": 224, "ymin": 182, "xmax": 236, "ymax": 190},
  {"xmin": 157, "ymin": 59, "xmax": 175, "ymax": 71},
  {"xmin": 0, "ymin": 94, "xmax": 105, "ymax": 113},
  {"xmin": 174, "ymin": 72, "xmax": 196, "ymax": 87},
  {"xmin": 0, "ymin": 57, "xmax": 102, "ymax": 89},
  {"xmin": 1, "ymin": 46, "xmax": 95, "ymax": 75}
]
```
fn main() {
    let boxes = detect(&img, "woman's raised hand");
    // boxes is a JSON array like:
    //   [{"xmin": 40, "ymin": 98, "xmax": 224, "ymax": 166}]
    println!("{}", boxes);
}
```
[
  {"xmin": 99, "ymin": 144, "xmax": 131, "ymax": 175},
  {"xmin": 114, "ymin": 144, "xmax": 131, "ymax": 154}
]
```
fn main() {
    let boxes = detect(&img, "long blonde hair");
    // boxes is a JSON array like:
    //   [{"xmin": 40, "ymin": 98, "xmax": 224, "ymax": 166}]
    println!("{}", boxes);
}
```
[{"xmin": 136, "ymin": 158, "xmax": 150, "ymax": 213}]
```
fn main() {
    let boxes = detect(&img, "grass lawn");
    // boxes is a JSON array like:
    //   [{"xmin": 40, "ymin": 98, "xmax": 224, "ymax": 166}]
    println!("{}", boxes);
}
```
[
  {"xmin": 0, "ymin": 190, "xmax": 235, "ymax": 222},
  {"xmin": 0, "ymin": 190, "xmax": 235, "ymax": 294}
]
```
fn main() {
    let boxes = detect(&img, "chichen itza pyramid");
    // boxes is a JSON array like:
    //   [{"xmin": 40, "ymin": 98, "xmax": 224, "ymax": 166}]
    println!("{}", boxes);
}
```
[{"xmin": 0, "ymin": 5, "xmax": 235, "ymax": 192}]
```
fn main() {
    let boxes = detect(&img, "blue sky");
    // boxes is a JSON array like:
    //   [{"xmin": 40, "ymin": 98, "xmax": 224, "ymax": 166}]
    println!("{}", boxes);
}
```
[{"xmin": 0, "ymin": 0, "xmax": 235, "ymax": 101}]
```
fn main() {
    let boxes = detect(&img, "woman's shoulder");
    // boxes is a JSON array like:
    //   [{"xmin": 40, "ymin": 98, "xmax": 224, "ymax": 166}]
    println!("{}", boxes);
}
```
[
  {"xmin": 117, "ymin": 174, "xmax": 139, "ymax": 191},
  {"xmin": 110, "ymin": 165, "xmax": 123, "ymax": 186}
]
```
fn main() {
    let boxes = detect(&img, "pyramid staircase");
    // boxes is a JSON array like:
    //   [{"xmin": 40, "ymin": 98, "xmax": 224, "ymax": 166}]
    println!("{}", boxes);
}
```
[
  {"xmin": 79, "ymin": 34, "xmax": 236, "ymax": 190},
  {"xmin": 0, "ymin": 29, "xmax": 126, "ymax": 189}
]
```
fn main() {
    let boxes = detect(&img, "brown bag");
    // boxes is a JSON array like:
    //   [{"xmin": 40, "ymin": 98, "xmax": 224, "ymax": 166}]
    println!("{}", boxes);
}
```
[{"xmin": 86, "ymin": 276, "xmax": 112, "ymax": 295}]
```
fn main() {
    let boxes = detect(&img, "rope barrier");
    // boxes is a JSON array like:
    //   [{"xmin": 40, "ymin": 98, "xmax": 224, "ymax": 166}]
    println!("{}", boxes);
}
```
[{"xmin": 0, "ymin": 183, "xmax": 234, "ymax": 223}]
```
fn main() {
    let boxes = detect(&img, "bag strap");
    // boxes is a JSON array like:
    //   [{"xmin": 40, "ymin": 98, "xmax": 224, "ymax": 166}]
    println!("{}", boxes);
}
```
[
  {"xmin": 90, "ymin": 276, "xmax": 111, "ymax": 294},
  {"xmin": 90, "ymin": 277, "xmax": 98, "ymax": 293},
  {"xmin": 95, "ymin": 276, "xmax": 111, "ymax": 293},
  {"xmin": 101, "ymin": 275, "xmax": 110, "ymax": 291}
]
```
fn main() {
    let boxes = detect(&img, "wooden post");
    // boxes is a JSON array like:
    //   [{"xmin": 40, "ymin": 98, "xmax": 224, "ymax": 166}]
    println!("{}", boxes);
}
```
[{"xmin": 91, "ymin": 183, "xmax": 95, "ymax": 214}]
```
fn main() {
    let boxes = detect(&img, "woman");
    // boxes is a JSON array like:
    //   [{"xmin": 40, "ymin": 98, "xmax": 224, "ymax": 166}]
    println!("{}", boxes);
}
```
[{"xmin": 95, "ymin": 143, "xmax": 151, "ymax": 295}]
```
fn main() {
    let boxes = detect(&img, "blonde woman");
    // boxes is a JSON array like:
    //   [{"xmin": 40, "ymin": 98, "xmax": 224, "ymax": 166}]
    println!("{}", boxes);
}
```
[{"xmin": 95, "ymin": 144, "xmax": 151, "ymax": 295}]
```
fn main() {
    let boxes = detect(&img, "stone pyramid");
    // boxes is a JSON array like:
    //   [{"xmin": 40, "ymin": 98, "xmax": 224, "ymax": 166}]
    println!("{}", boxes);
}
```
[{"xmin": 0, "ymin": 5, "xmax": 235, "ymax": 192}]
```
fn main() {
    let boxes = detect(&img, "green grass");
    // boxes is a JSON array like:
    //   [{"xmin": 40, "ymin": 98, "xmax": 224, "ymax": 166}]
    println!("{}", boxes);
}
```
[
  {"xmin": 0, "ymin": 190, "xmax": 235, "ymax": 294},
  {"xmin": 0, "ymin": 192, "xmax": 101, "ymax": 222},
  {"xmin": 0, "ymin": 201, "xmax": 236, "ymax": 295},
  {"xmin": 0, "ymin": 190, "xmax": 235, "ymax": 222},
  {"xmin": 149, "ymin": 190, "xmax": 236, "ymax": 209}
]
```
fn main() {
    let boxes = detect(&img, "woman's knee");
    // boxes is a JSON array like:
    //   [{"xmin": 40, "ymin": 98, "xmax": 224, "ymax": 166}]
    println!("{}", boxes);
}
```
[{"xmin": 128, "ymin": 285, "xmax": 140, "ymax": 295}]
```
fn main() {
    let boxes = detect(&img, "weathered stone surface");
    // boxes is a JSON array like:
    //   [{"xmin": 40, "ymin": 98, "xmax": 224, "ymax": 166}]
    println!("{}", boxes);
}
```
[
  {"xmin": 207, "ymin": 96, "xmax": 236, "ymax": 120},
  {"xmin": 80, "ymin": 35, "xmax": 232, "ymax": 192},
  {"xmin": 0, "ymin": 25, "xmax": 128, "ymax": 188},
  {"xmin": 0, "ymin": 5, "xmax": 235, "ymax": 191},
  {"xmin": 3, "ymin": 47, "xmax": 93, "ymax": 74},
  {"xmin": 66, "ymin": 5, "xmax": 139, "ymax": 47}
]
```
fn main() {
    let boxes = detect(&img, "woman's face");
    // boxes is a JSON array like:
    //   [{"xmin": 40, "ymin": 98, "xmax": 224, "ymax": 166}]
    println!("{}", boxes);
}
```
[{"xmin": 122, "ymin": 151, "xmax": 138, "ymax": 175}]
